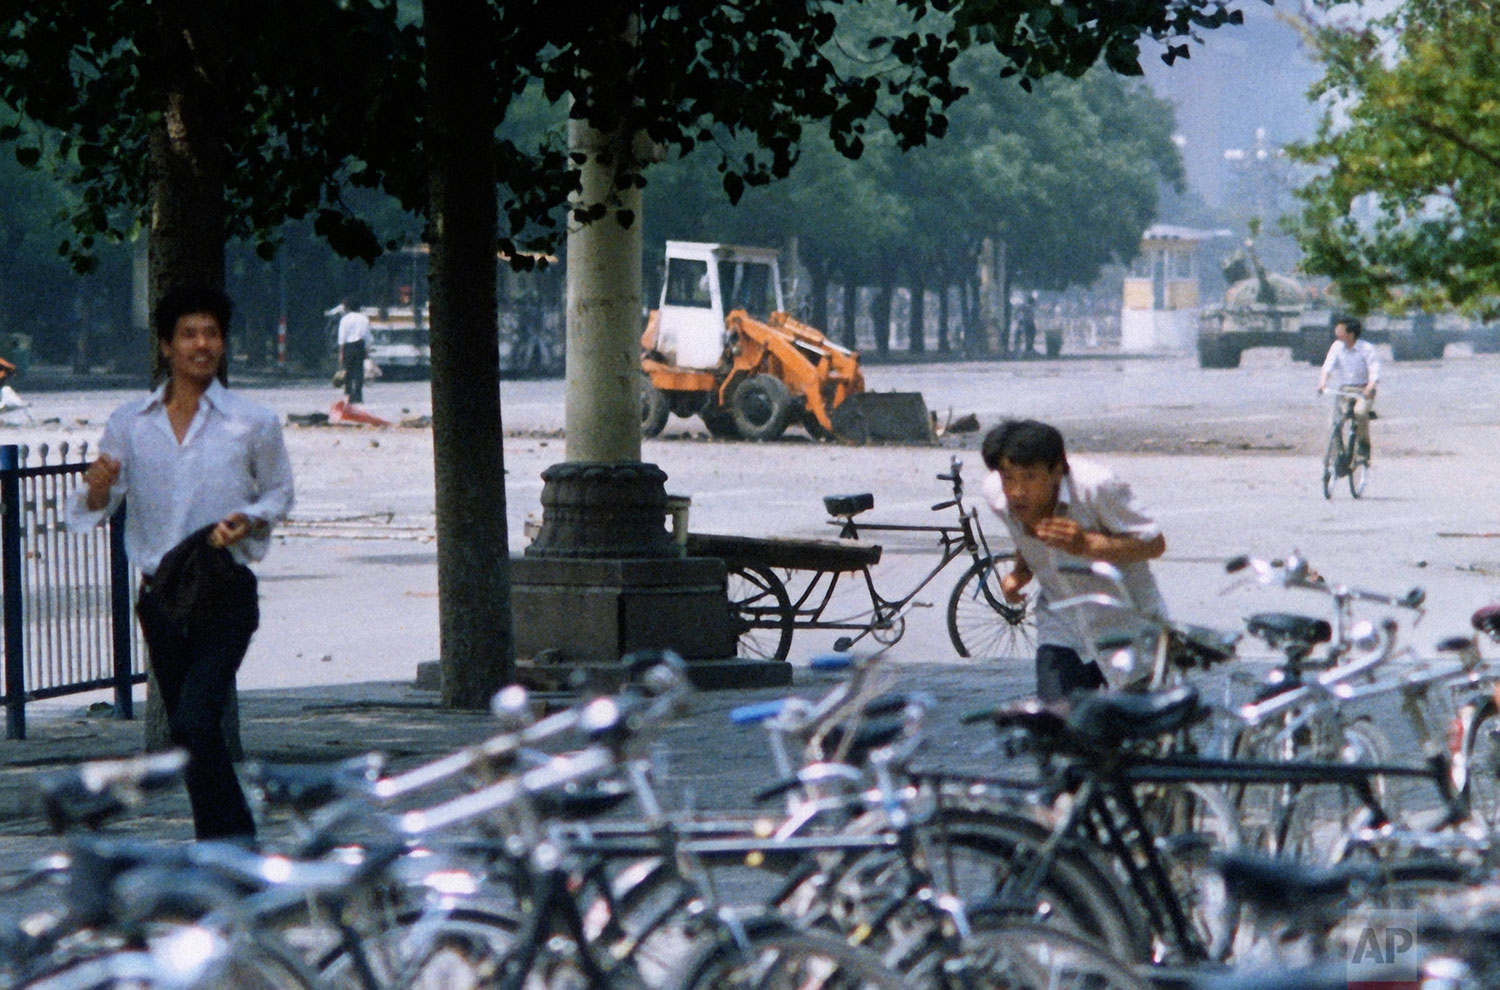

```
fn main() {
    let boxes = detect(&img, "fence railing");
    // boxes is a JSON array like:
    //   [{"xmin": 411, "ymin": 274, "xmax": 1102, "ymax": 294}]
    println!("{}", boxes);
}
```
[{"xmin": 0, "ymin": 442, "xmax": 143, "ymax": 739}]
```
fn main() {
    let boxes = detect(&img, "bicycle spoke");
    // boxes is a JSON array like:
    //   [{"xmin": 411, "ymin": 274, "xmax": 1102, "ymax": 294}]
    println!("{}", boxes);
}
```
[
  {"xmin": 726, "ymin": 564, "xmax": 794, "ymax": 663},
  {"xmin": 948, "ymin": 556, "xmax": 1037, "ymax": 660}
]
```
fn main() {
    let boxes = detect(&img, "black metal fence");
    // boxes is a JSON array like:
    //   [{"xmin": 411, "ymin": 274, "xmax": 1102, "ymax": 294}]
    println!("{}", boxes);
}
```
[{"xmin": 0, "ymin": 442, "xmax": 143, "ymax": 739}]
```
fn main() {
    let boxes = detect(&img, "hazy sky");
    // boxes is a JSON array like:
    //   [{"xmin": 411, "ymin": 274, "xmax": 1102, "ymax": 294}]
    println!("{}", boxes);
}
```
[{"xmin": 1142, "ymin": 3, "xmax": 1324, "ymax": 208}]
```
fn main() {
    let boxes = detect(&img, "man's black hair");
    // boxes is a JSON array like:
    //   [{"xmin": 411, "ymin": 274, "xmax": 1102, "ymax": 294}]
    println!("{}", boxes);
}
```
[
  {"xmin": 1334, "ymin": 315, "xmax": 1363, "ymax": 338},
  {"xmin": 153, "ymin": 284, "xmax": 232, "ymax": 384},
  {"xmin": 981, "ymin": 419, "xmax": 1068, "ymax": 472}
]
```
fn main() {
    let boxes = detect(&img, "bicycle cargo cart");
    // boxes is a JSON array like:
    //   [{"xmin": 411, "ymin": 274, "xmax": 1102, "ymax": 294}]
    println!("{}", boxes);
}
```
[{"xmin": 686, "ymin": 457, "xmax": 1037, "ymax": 664}]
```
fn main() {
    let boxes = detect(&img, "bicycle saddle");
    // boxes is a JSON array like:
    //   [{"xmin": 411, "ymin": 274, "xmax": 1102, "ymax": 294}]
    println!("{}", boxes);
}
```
[
  {"xmin": 533, "ymin": 779, "xmax": 634, "ymax": 821},
  {"xmin": 1167, "ymin": 622, "xmax": 1241, "ymax": 670},
  {"xmin": 1245, "ymin": 612, "xmax": 1332, "ymax": 648},
  {"xmin": 1211, "ymin": 851, "xmax": 1383, "ymax": 920},
  {"xmin": 246, "ymin": 754, "xmax": 385, "ymax": 814},
  {"xmin": 1473, "ymin": 601, "xmax": 1500, "ymax": 641},
  {"xmin": 1066, "ymin": 686, "xmax": 1206, "ymax": 747},
  {"xmin": 813, "ymin": 714, "xmax": 909, "ymax": 765},
  {"xmin": 822, "ymin": 493, "xmax": 874, "ymax": 518}
]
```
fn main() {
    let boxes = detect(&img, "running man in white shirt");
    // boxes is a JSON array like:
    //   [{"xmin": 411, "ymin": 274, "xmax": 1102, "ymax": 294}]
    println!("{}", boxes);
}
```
[
  {"xmin": 980, "ymin": 420, "xmax": 1167, "ymax": 701},
  {"xmin": 70, "ymin": 286, "xmax": 294, "ymax": 841},
  {"xmin": 1317, "ymin": 316, "xmax": 1380, "ymax": 463}
]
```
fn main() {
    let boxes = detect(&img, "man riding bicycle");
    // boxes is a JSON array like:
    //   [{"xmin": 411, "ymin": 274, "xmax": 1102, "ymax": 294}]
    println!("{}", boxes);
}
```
[{"xmin": 1317, "ymin": 315, "xmax": 1380, "ymax": 463}]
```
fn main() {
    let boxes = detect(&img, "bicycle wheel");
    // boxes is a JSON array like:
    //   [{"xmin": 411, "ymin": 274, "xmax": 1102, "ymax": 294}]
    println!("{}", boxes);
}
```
[
  {"xmin": 920, "ymin": 798, "xmax": 1152, "ymax": 964},
  {"xmin": 673, "ymin": 917, "xmax": 904, "ymax": 990},
  {"xmin": 191, "ymin": 931, "xmax": 321, "ymax": 990},
  {"xmin": 1321, "ymin": 421, "xmax": 1341, "ymax": 499},
  {"xmin": 913, "ymin": 922, "xmax": 1152, "ymax": 990},
  {"xmin": 1243, "ymin": 715, "xmax": 1397, "ymax": 864},
  {"xmin": 18, "ymin": 951, "xmax": 186, "ymax": 990},
  {"xmin": 1347, "ymin": 420, "xmax": 1369, "ymax": 498},
  {"xmin": 316, "ymin": 906, "xmax": 517, "ymax": 990},
  {"xmin": 726, "ymin": 564, "xmax": 793, "ymax": 663},
  {"xmin": 1463, "ymin": 701, "xmax": 1500, "ymax": 827},
  {"xmin": 947, "ymin": 554, "xmax": 1037, "ymax": 660},
  {"xmin": 22, "ymin": 931, "xmax": 321, "ymax": 990},
  {"xmin": 1142, "ymin": 781, "xmax": 1244, "ymax": 961}
]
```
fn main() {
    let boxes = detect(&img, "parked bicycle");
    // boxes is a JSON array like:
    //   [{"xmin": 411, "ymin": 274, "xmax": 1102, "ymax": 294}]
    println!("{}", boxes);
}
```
[
  {"xmin": 688, "ymin": 455, "xmax": 1035, "ymax": 662},
  {"xmin": 1320, "ymin": 385, "xmax": 1371, "ymax": 499}
]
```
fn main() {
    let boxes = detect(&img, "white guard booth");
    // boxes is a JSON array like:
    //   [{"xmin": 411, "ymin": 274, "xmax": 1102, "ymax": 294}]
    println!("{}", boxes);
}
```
[{"xmin": 1119, "ymin": 225, "xmax": 1225, "ymax": 353}]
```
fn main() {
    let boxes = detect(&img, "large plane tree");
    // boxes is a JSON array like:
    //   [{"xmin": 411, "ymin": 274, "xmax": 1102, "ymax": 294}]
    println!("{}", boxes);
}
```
[{"xmin": 0, "ymin": 0, "xmax": 1250, "ymax": 708}]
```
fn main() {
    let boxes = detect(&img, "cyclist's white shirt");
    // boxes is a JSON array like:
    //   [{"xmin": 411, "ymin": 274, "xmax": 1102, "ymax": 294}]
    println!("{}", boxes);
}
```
[
  {"xmin": 982, "ymin": 458, "xmax": 1167, "ymax": 684},
  {"xmin": 1320, "ymin": 338, "xmax": 1380, "ymax": 388}
]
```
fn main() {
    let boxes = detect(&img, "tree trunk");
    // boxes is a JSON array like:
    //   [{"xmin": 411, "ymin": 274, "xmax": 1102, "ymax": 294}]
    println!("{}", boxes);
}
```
[
  {"xmin": 909, "ymin": 273, "xmax": 926, "ymax": 355},
  {"xmin": 143, "ymin": 0, "xmax": 232, "ymax": 751},
  {"xmin": 937, "ymin": 281, "xmax": 950, "ymax": 354},
  {"xmin": 959, "ymin": 277, "xmax": 976, "ymax": 356},
  {"xmin": 809, "ymin": 259, "xmax": 829, "ymax": 331},
  {"xmin": 425, "ymin": 0, "xmax": 511, "ymax": 708},
  {"xmin": 840, "ymin": 278, "xmax": 858, "ymax": 349},
  {"xmin": 565, "ymin": 116, "xmax": 642, "ymax": 464},
  {"xmin": 872, "ymin": 275, "xmax": 893, "ymax": 355},
  {"xmin": 998, "ymin": 246, "xmax": 1013, "ymax": 357},
  {"xmin": 147, "ymin": 0, "xmax": 227, "ymax": 368}
]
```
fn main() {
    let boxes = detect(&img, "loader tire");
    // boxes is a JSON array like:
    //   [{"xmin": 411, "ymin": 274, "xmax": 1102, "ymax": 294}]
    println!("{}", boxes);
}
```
[
  {"xmin": 640, "ymin": 374, "xmax": 670, "ymax": 438},
  {"xmin": 730, "ymin": 374, "xmax": 792, "ymax": 441},
  {"xmin": 700, "ymin": 407, "xmax": 741, "ymax": 439}
]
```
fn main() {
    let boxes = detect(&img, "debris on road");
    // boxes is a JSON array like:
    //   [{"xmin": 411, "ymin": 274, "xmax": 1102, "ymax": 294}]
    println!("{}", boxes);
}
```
[{"xmin": 329, "ymin": 399, "xmax": 391, "ymax": 427}]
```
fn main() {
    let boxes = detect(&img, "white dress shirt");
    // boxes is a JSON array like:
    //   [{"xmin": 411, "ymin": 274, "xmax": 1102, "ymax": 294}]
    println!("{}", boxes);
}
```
[
  {"xmin": 337, "ymin": 310, "xmax": 372, "ymax": 347},
  {"xmin": 1320, "ymin": 338, "xmax": 1380, "ymax": 389},
  {"xmin": 66, "ymin": 380, "xmax": 295, "ymax": 576},
  {"xmin": 982, "ymin": 458, "xmax": 1166, "ymax": 682}
]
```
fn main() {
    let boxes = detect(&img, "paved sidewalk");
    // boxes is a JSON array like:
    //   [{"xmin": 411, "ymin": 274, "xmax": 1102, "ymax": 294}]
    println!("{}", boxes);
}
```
[{"xmin": 0, "ymin": 659, "xmax": 1031, "ymax": 873}]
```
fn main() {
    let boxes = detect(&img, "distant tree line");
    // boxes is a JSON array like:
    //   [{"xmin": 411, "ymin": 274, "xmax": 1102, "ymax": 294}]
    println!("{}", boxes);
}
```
[
  {"xmin": 0, "ymin": 39, "xmax": 1179, "ymax": 373},
  {"xmin": 642, "ymin": 56, "xmax": 1183, "ymax": 353}
]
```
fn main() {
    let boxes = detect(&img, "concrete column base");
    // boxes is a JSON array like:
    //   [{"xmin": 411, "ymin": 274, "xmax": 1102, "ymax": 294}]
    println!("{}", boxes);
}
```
[{"xmin": 510, "ymin": 555, "xmax": 791, "ymax": 691}]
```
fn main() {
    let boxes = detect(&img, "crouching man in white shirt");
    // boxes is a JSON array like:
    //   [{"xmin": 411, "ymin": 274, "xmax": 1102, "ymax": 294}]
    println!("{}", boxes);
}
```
[{"xmin": 980, "ymin": 419, "xmax": 1167, "ymax": 702}]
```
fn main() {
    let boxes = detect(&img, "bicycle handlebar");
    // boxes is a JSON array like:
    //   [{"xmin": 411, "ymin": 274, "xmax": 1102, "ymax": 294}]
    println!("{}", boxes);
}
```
[
  {"xmin": 1224, "ymin": 552, "xmax": 1425, "ymax": 619},
  {"xmin": 935, "ymin": 454, "xmax": 963, "ymax": 484}
]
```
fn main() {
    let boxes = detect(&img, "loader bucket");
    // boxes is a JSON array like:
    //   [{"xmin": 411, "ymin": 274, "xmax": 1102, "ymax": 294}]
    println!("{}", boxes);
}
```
[{"xmin": 828, "ymin": 392, "xmax": 935, "ymax": 445}]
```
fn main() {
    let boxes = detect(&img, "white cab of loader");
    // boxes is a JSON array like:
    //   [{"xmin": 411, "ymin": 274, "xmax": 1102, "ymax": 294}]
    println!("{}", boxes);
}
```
[{"xmin": 655, "ymin": 241, "xmax": 784, "ymax": 370}]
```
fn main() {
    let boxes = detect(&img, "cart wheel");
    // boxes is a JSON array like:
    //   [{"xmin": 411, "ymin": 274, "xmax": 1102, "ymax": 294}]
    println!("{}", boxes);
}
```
[{"xmin": 727, "ymin": 564, "xmax": 793, "ymax": 664}]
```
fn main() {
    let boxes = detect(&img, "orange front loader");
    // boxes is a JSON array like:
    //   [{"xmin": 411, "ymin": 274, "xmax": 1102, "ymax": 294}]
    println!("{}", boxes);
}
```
[{"xmin": 639, "ymin": 241, "xmax": 931, "ymax": 444}]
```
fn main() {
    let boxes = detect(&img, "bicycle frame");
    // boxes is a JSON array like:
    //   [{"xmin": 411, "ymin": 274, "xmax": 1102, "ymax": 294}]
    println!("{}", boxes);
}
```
[
  {"xmin": 989, "ymin": 745, "xmax": 1454, "ymax": 964},
  {"xmin": 795, "ymin": 505, "xmax": 991, "ymax": 641},
  {"xmin": 795, "ymin": 460, "xmax": 1000, "ymax": 648},
  {"xmin": 1323, "ymin": 387, "xmax": 1369, "ymax": 498}
]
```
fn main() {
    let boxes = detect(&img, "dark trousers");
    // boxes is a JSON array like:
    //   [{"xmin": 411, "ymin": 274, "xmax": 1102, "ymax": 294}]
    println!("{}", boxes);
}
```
[
  {"xmin": 343, "ymin": 339, "xmax": 366, "ymax": 404},
  {"xmin": 1036, "ymin": 644, "xmax": 1105, "ymax": 703},
  {"xmin": 138, "ymin": 569, "xmax": 259, "ymax": 840}
]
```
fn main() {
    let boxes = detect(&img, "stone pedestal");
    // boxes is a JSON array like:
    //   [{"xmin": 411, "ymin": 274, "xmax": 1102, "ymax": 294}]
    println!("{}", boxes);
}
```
[{"xmin": 513, "ymin": 461, "xmax": 791, "ymax": 691}]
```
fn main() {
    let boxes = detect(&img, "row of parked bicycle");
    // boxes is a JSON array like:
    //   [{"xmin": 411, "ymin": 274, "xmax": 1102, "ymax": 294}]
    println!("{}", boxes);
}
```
[{"xmin": 5, "ymin": 550, "xmax": 1500, "ymax": 990}]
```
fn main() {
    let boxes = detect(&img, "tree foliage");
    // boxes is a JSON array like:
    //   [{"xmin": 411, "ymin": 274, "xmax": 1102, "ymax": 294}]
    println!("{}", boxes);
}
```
[
  {"xmin": 1288, "ymin": 0, "xmax": 1500, "ymax": 316},
  {"xmin": 0, "ymin": 0, "xmax": 426, "ymax": 269},
  {"xmin": 641, "ymin": 60, "xmax": 1181, "ymax": 296},
  {"xmin": 0, "ymin": 0, "xmax": 1247, "ymax": 272}
]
